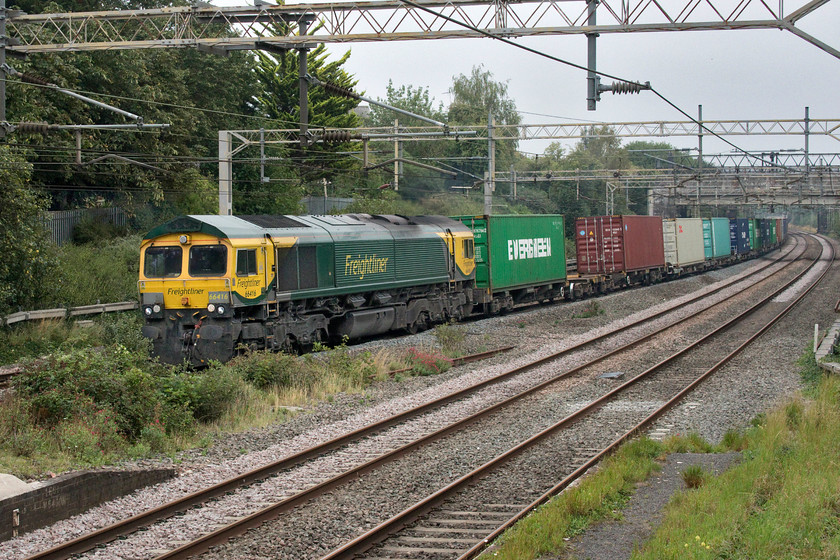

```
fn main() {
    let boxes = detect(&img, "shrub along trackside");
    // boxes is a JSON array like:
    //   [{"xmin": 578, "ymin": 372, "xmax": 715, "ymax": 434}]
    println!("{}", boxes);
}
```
[{"xmin": 0, "ymin": 323, "xmax": 468, "ymax": 478}]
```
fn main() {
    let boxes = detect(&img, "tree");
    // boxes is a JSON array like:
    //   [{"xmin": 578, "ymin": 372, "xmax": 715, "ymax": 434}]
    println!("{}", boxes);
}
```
[
  {"xmin": 448, "ymin": 66, "xmax": 521, "ymax": 183},
  {"xmin": 369, "ymin": 81, "xmax": 447, "ymax": 128},
  {"xmin": 7, "ymin": 0, "xmax": 257, "ymax": 220},
  {"xmin": 248, "ymin": 31, "xmax": 363, "ymax": 213},
  {"xmin": 0, "ymin": 146, "xmax": 58, "ymax": 314}
]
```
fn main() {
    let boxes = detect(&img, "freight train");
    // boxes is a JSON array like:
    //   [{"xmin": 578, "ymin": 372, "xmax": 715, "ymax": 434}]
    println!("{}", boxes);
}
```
[{"xmin": 138, "ymin": 214, "xmax": 786, "ymax": 365}]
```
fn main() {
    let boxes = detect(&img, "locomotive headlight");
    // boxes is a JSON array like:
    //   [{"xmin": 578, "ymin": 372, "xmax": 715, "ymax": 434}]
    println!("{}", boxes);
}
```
[
  {"xmin": 207, "ymin": 303, "xmax": 216, "ymax": 313},
  {"xmin": 144, "ymin": 307, "xmax": 153, "ymax": 316},
  {"xmin": 178, "ymin": 234, "xmax": 191, "ymax": 245},
  {"xmin": 152, "ymin": 304, "xmax": 161, "ymax": 313},
  {"xmin": 217, "ymin": 306, "xmax": 225, "ymax": 315}
]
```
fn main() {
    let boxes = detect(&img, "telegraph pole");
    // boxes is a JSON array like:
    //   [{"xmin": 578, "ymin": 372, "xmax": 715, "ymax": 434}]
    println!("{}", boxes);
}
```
[
  {"xmin": 586, "ymin": 0, "xmax": 599, "ymax": 111},
  {"xmin": 485, "ymin": 112, "xmax": 495, "ymax": 215},
  {"xmin": 0, "ymin": 0, "xmax": 8, "ymax": 136}
]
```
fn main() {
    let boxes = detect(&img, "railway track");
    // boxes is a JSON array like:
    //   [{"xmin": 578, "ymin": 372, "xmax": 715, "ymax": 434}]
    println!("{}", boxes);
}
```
[
  {"xmin": 325, "ymin": 234, "xmax": 832, "ymax": 560},
  {"xmin": 20, "ymin": 237, "xmax": 810, "ymax": 560}
]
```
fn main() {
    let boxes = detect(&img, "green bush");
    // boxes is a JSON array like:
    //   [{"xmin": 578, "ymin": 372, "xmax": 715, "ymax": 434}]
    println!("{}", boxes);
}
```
[
  {"xmin": 0, "ymin": 396, "xmax": 51, "ymax": 456},
  {"xmin": 230, "ymin": 350, "xmax": 302, "ymax": 389},
  {"xmin": 0, "ymin": 313, "xmax": 148, "ymax": 367},
  {"xmin": 72, "ymin": 216, "xmax": 129, "ymax": 245},
  {"xmin": 157, "ymin": 365, "xmax": 246, "ymax": 424},
  {"xmin": 190, "ymin": 365, "xmax": 249, "ymax": 422},
  {"xmin": 17, "ymin": 346, "xmax": 160, "ymax": 439},
  {"xmin": 50, "ymin": 235, "xmax": 141, "ymax": 307},
  {"xmin": 433, "ymin": 322, "xmax": 467, "ymax": 357}
]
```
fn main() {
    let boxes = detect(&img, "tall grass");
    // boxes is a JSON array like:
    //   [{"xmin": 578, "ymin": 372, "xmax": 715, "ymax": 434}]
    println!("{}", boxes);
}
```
[{"xmin": 478, "ymin": 438, "xmax": 665, "ymax": 560}]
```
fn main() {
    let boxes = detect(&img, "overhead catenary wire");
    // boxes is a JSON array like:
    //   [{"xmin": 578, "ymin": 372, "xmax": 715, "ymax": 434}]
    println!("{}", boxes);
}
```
[{"xmin": 397, "ymin": 0, "xmax": 796, "ymax": 173}]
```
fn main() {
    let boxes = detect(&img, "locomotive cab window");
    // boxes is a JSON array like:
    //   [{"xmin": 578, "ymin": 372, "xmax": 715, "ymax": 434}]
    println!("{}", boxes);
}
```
[
  {"xmin": 236, "ymin": 249, "xmax": 258, "ymax": 276},
  {"xmin": 463, "ymin": 239, "xmax": 475, "ymax": 259},
  {"xmin": 189, "ymin": 245, "xmax": 227, "ymax": 276},
  {"xmin": 144, "ymin": 246, "xmax": 182, "ymax": 278}
]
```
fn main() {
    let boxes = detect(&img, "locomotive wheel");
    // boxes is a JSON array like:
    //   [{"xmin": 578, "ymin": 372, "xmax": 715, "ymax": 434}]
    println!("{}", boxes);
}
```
[{"xmin": 407, "ymin": 312, "xmax": 431, "ymax": 334}]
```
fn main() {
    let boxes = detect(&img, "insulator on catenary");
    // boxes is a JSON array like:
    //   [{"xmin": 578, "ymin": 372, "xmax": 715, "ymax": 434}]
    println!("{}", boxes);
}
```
[
  {"xmin": 16, "ymin": 122, "xmax": 55, "ymax": 134},
  {"xmin": 606, "ymin": 81, "xmax": 651, "ymax": 95},
  {"xmin": 17, "ymin": 73, "xmax": 52, "ymax": 87},
  {"xmin": 320, "ymin": 81, "xmax": 359, "ymax": 99},
  {"xmin": 321, "ymin": 130, "xmax": 352, "ymax": 143}
]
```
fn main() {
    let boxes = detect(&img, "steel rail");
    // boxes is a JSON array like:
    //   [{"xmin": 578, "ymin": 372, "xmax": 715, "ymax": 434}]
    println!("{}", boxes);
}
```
[
  {"xmin": 322, "ymin": 235, "xmax": 827, "ymax": 559},
  {"xmin": 458, "ymin": 234, "xmax": 835, "ymax": 559},
  {"xmin": 148, "ymin": 239, "xmax": 807, "ymax": 560},
  {"xmin": 24, "ymin": 240, "xmax": 798, "ymax": 560}
]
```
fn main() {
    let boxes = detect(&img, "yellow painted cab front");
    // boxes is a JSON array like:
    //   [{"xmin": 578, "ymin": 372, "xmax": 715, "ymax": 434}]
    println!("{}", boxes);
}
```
[{"xmin": 139, "ymin": 233, "xmax": 273, "ymax": 365}]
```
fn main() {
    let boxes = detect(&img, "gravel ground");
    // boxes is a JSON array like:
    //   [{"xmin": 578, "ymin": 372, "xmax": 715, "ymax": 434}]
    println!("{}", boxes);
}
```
[{"xmin": 1, "ymin": 235, "xmax": 830, "ymax": 560}]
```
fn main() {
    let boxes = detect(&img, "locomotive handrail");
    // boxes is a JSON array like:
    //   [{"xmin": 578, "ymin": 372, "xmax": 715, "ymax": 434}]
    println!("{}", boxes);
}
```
[{"xmin": 2, "ymin": 301, "xmax": 138, "ymax": 327}]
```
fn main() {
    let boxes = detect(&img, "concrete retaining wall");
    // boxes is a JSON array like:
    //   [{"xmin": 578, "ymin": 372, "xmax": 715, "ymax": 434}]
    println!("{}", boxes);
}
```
[{"xmin": 0, "ymin": 468, "xmax": 175, "ymax": 541}]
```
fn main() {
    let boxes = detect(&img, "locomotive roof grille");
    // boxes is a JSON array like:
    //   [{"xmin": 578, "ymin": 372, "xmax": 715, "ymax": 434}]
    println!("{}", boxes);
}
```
[{"xmin": 239, "ymin": 215, "xmax": 309, "ymax": 229}]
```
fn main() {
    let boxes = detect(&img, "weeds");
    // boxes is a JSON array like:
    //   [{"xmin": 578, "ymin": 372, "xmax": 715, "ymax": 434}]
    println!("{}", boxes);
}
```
[
  {"xmin": 433, "ymin": 321, "xmax": 467, "ymax": 357},
  {"xmin": 572, "ymin": 301, "xmax": 604, "ymax": 319},
  {"xmin": 681, "ymin": 464, "xmax": 709, "ymax": 489},
  {"xmin": 407, "ymin": 347, "xmax": 452, "ymax": 376},
  {"xmin": 0, "ymin": 312, "xmax": 146, "ymax": 366}
]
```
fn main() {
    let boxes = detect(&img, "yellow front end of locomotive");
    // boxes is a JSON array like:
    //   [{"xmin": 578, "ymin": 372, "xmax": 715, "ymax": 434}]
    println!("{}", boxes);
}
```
[{"xmin": 138, "ymin": 233, "xmax": 235, "ymax": 313}]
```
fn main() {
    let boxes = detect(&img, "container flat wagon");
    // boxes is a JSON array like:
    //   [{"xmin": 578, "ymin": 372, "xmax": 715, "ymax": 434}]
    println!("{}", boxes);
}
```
[
  {"xmin": 456, "ymin": 214, "xmax": 566, "ymax": 314},
  {"xmin": 663, "ymin": 218, "xmax": 706, "ymax": 272}
]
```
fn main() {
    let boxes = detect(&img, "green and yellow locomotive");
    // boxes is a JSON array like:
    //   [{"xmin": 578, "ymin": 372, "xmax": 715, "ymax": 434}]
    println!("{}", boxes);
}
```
[{"xmin": 139, "ymin": 214, "xmax": 476, "ymax": 365}]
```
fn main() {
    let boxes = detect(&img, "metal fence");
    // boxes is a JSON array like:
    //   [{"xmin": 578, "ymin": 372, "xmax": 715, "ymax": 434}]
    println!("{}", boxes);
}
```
[
  {"xmin": 301, "ymin": 196, "xmax": 354, "ymax": 215},
  {"xmin": 45, "ymin": 207, "xmax": 127, "ymax": 245},
  {"xmin": 2, "ymin": 301, "xmax": 138, "ymax": 327}
]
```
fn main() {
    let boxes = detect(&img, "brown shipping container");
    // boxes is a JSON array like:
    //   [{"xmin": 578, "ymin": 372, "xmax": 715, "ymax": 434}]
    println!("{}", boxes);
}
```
[{"xmin": 575, "ymin": 215, "xmax": 665, "ymax": 274}]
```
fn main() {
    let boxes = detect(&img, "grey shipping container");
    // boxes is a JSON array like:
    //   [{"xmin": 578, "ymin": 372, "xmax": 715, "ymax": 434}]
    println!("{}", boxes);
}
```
[{"xmin": 663, "ymin": 218, "xmax": 705, "ymax": 268}]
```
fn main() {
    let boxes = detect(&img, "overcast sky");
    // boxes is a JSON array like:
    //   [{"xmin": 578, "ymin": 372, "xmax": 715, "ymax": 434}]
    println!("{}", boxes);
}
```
[{"xmin": 314, "ymin": 0, "xmax": 840, "ymax": 158}]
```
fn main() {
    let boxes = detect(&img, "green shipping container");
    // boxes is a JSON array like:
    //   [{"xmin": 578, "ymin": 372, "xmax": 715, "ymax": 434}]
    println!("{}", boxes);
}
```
[
  {"xmin": 769, "ymin": 221, "xmax": 777, "ymax": 244},
  {"xmin": 749, "ymin": 219, "xmax": 757, "ymax": 250},
  {"xmin": 455, "ymin": 215, "xmax": 566, "ymax": 291}
]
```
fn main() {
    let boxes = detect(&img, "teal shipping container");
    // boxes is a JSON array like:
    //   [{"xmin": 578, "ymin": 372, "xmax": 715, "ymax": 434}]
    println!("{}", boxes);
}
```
[
  {"xmin": 702, "ymin": 219, "xmax": 714, "ymax": 259},
  {"xmin": 456, "ymin": 215, "xmax": 566, "ymax": 291},
  {"xmin": 710, "ymin": 217, "xmax": 731, "ymax": 257}
]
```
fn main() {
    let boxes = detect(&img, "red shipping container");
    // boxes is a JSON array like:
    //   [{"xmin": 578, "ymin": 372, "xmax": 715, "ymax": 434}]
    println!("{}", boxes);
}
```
[{"xmin": 575, "ymin": 215, "xmax": 665, "ymax": 274}]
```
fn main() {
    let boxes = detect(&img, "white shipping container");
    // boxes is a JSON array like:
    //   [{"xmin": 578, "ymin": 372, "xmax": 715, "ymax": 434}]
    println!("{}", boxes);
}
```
[{"xmin": 663, "ymin": 218, "xmax": 706, "ymax": 268}]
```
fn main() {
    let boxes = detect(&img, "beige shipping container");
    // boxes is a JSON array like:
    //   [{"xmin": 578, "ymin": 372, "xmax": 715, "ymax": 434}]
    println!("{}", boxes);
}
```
[{"xmin": 663, "ymin": 218, "xmax": 706, "ymax": 268}]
